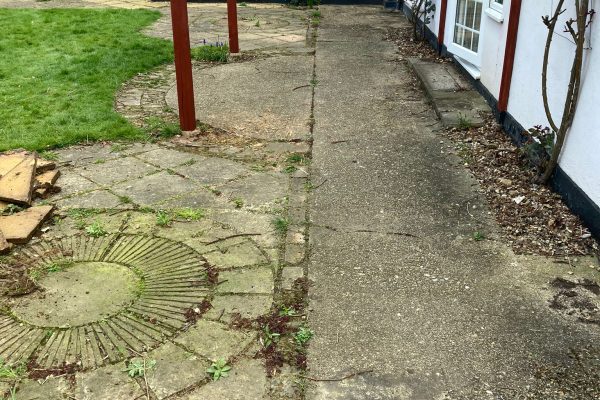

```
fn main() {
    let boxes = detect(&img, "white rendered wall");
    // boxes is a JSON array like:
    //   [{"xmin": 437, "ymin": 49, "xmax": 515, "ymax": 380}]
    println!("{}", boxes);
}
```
[
  {"xmin": 507, "ymin": 1, "xmax": 600, "ymax": 206},
  {"xmin": 403, "ymin": 0, "xmax": 600, "ymax": 207},
  {"xmin": 442, "ymin": 0, "xmax": 509, "ymax": 97},
  {"xmin": 403, "ymin": 0, "xmax": 442, "ymax": 36}
]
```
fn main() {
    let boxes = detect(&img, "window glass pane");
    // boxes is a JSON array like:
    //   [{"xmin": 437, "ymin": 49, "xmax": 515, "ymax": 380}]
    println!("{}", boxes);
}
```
[
  {"xmin": 464, "ymin": 30, "xmax": 473, "ymax": 50},
  {"xmin": 474, "ymin": 1, "xmax": 482, "ymax": 30},
  {"xmin": 465, "ymin": 1, "xmax": 475, "ymax": 29},
  {"xmin": 472, "ymin": 32, "xmax": 479, "ymax": 52},
  {"xmin": 453, "ymin": 0, "xmax": 483, "ymax": 52}
]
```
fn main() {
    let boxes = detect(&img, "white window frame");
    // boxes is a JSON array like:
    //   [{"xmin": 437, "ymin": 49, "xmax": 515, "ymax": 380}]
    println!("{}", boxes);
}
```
[
  {"xmin": 485, "ymin": 0, "xmax": 504, "ymax": 23},
  {"xmin": 447, "ymin": 0, "xmax": 485, "ymax": 68},
  {"xmin": 489, "ymin": 0, "xmax": 503, "ymax": 13}
]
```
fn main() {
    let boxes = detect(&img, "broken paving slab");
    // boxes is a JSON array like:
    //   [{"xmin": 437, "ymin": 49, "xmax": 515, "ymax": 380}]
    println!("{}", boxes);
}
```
[
  {"xmin": 407, "ymin": 58, "xmax": 489, "ymax": 128},
  {"xmin": 35, "ymin": 158, "xmax": 57, "ymax": 174},
  {"xmin": 0, "ymin": 150, "xmax": 30, "ymax": 177},
  {"xmin": 0, "ymin": 153, "xmax": 36, "ymax": 205},
  {"xmin": 0, "ymin": 230, "xmax": 12, "ymax": 254},
  {"xmin": 35, "ymin": 169, "xmax": 60, "ymax": 189},
  {"xmin": 0, "ymin": 205, "xmax": 53, "ymax": 243},
  {"xmin": 34, "ymin": 169, "xmax": 61, "ymax": 198}
]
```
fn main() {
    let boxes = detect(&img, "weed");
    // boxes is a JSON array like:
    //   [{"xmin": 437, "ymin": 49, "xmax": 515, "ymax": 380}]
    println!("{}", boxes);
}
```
[
  {"xmin": 181, "ymin": 159, "xmax": 196, "ymax": 166},
  {"xmin": 286, "ymin": 153, "xmax": 305, "ymax": 164},
  {"xmin": 311, "ymin": 17, "xmax": 320, "ymax": 27},
  {"xmin": 310, "ymin": 78, "xmax": 319, "ymax": 87},
  {"xmin": 255, "ymin": 19, "xmax": 261, "ymax": 27},
  {"xmin": 206, "ymin": 358, "xmax": 231, "ymax": 381},
  {"xmin": 457, "ymin": 113, "xmax": 473, "ymax": 130},
  {"xmin": 311, "ymin": 10, "xmax": 321, "ymax": 18},
  {"xmin": 174, "ymin": 207, "xmax": 205, "ymax": 221},
  {"xmin": 240, "ymin": 1, "xmax": 248, "ymax": 5},
  {"xmin": 39, "ymin": 151, "xmax": 59, "ymax": 161},
  {"xmin": 118, "ymin": 195, "xmax": 133, "ymax": 204},
  {"xmin": 144, "ymin": 116, "xmax": 181, "ymax": 138},
  {"xmin": 2, "ymin": 204, "xmax": 23, "ymax": 215},
  {"xmin": 191, "ymin": 45, "xmax": 229, "ymax": 63},
  {"xmin": 260, "ymin": 325, "xmax": 281, "ymax": 348},
  {"xmin": 0, "ymin": 358, "xmax": 26, "ymax": 379},
  {"xmin": 93, "ymin": 158, "xmax": 106, "ymax": 164},
  {"xmin": 472, "ymin": 231, "xmax": 485, "ymax": 241},
  {"xmin": 250, "ymin": 164, "xmax": 267, "ymax": 172},
  {"xmin": 294, "ymin": 326, "xmax": 314, "ymax": 345},
  {"xmin": 273, "ymin": 217, "xmax": 289, "ymax": 234},
  {"xmin": 46, "ymin": 260, "xmax": 74, "ymax": 273},
  {"xmin": 86, "ymin": 220, "xmax": 107, "ymax": 237},
  {"xmin": 1, "ymin": 386, "xmax": 17, "ymax": 400},
  {"xmin": 155, "ymin": 210, "xmax": 172, "ymax": 227},
  {"xmin": 304, "ymin": 181, "xmax": 314, "ymax": 191},
  {"xmin": 232, "ymin": 197, "xmax": 244, "ymax": 209},
  {"xmin": 279, "ymin": 306, "xmax": 297, "ymax": 316},
  {"xmin": 125, "ymin": 358, "xmax": 156, "ymax": 378},
  {"xmin": 110, "ymin": 143, "xmax": 127, "ymax": 153},
  {"xmin": 206, "ymin": 186, "xmax": 222, "ymax": 196},
  {"xmin": 283, "ymin": 165, "xmax": 297, "ymax": 174}
]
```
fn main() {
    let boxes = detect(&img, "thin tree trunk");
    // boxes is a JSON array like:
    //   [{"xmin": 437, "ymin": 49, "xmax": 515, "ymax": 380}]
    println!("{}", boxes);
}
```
[
  {"xmin": 541, "ymin": 0, "xmax": 589, "ymax": 183},
  {"xmin": 541, "ymin": 0, "xmax": 565, "ymax": 133}
]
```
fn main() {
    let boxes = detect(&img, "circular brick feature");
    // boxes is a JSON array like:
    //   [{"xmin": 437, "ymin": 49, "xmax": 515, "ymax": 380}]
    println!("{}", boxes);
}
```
[{"xmin": 0, "ymin": 234, "xmax": 213, "ymax": 371}]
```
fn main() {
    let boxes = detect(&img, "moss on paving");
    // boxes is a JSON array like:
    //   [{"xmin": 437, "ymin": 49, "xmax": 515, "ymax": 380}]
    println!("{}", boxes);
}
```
[{"xmin": 0, "ymin": 8, "xmax": 173, "ymax": 151}]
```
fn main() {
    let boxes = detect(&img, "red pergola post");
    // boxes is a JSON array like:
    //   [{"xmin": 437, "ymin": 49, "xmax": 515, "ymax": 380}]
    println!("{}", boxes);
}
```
[
  {"xmin": 170, "ymin": 0, "xmax": 196, "ymax": 131},
  {"xmin": 227, "ymin": 0, "xmax": 240, "ymax": 54}
]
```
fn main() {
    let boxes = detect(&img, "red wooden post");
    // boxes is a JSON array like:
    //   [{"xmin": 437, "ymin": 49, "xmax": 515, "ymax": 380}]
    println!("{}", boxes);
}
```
[
  {"xmin": 227, "ymin": 0, "xmax": 240, "ymax": 53},
  {"xmin": 170, "ymin": 0, "xmax": 196, "ymax": 131},
  {"xmin": 437, "ymin": 0, "xmax": 448, "ymax": 54},
  {"xmin": 498, "ymin": 0, "xmax": 523, "ymax": 113}
]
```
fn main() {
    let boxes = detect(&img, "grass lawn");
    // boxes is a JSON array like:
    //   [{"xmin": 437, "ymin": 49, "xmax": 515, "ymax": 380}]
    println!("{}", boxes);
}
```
[{"xmin": 0, "ymin": 8, "xmax": 173, "ymax": 151}]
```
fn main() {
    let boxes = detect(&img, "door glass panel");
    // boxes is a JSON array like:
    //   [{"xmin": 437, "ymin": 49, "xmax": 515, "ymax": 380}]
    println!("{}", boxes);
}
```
[{"xmin": 453, "ymin": 0, "xmax": 483, "ymax": 53}]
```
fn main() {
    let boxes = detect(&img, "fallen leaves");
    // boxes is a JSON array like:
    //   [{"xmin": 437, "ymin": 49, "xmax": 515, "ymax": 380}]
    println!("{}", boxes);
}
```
[{"xmin": 443, "ymin": 117, "xmax": 598, "ymax": 256}]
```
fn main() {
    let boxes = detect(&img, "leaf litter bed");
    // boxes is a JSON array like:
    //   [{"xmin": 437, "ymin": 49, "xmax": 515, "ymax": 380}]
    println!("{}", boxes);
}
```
[{"xmin": 443, "ymin": 117, "xmax": 598, "ymax": 257}]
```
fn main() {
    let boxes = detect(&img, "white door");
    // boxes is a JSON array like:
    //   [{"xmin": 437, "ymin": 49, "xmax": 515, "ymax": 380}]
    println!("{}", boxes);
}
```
[{"xmin": 448, "ymin": 0, "xmax": 484, "ymax": 67}]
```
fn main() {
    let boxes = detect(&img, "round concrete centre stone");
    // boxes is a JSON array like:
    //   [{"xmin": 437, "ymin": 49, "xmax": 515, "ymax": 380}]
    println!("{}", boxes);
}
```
[
  {"xmin": 0, "ymin": 234, "xmax": 213, "ymax": 370},
  {"xmin": 12, "ymin": 262, "xmax": 139, "ymax": 327}
]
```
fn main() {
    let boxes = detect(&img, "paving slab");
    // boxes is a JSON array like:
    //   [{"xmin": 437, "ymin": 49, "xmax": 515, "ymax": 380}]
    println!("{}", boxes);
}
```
[
  {"xmin": 172, "ymin": 157, "xmax": 249, "ymax": 185},
  {"xmin": 220, "ymin": 172, "xmax": 289, "ymax": 209},
  {"xmin": 0, "ymin": 205, "xmax": 53, "ymax": 243},
  {"xmin": 134, "ymin": 147, "xmax": 207, "ymax": 169},
  {"xmin": 204, "ymin": 294, "xmax": 273, "ymax": 323},
  {"xmin": 111, "ymin": 170, "xmax": 200, "ymax": 206},
  {"xmin": 217, "ymin": 267, "xmax": 274, "ymax": 294},
  {"xmin": 166, "ymin": 55, "xmax": 314, "ymax": 141},
  {"xmin": 35, "ymin": 169, "xmax": 60, "ymax": 189},
  {"xmin": 146, "ymin": 342, "xmax": 210, "ymax": 399},
  {"xmin": 174, "ymin": 319, "xmax": 255, "ymax": 361},
  {"xmin": 0, "ymin": 150, "xmax": 29, "ymax": 176},
  {"xmin": 408, "ymin": 58, "xmax": 489, "ymax": 127},
  {"xmin": 77, "ymin": 156, "xmax": 159, "ymax": 185},
  {"xmin": 54, "ymin": 189, "xmax": 126, "ymax": 209},
  {"xmin": 0, "ymin": 153, "xmax": 36, "ymax": 205},
  {"xmin": 181, "ymin": 358, "xmax": 269, "ymax": 400},
  {"xmin": 15, "ymin": 376, "xmax": 72, "ymax": 400},
  {"xmin": 75, "ymin": 362, "xmax": 145, "ymax": 400}
]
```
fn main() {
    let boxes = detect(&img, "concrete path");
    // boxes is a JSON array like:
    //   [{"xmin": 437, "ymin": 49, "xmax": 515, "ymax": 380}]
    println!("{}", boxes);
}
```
[{"xmin": 307, "ymin": 6, "xmax": 600, "ymax": 399}]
